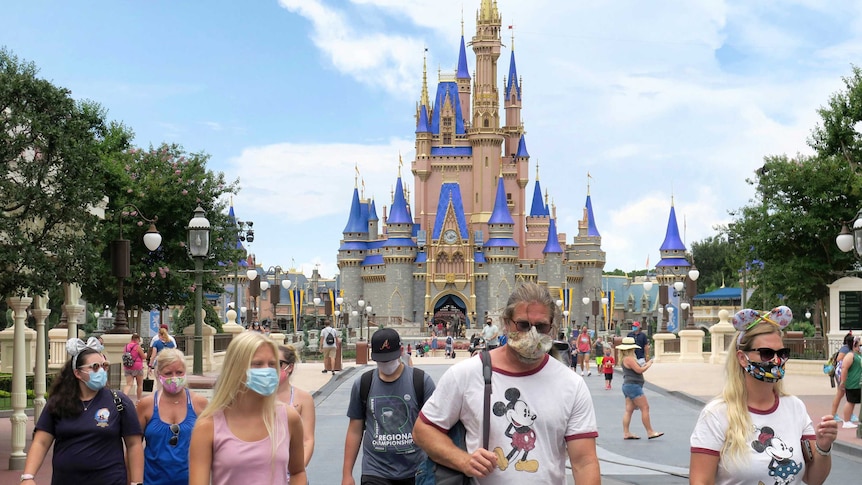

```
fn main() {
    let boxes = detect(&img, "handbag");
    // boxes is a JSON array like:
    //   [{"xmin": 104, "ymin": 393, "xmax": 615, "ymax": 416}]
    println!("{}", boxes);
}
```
[
  {"xmin": 425, "ymin": 350, "xmax": 492, "ymax": 485},
  {"xmin": 142, "ymin": 369, "xmax": 154, "ymax": 392}
]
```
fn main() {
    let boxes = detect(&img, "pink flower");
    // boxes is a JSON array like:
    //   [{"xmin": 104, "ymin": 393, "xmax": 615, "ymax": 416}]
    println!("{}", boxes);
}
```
[
  {"xmin": 150, "ymin": 272, "xmax": 156, "ymax": 278},
  {"xmin": 175, "ymin": 170, "xmax": 181, "ymax": 175},
  {"xmin": 182, "ymin": 189, "xmax": 188, "ymax": 195},
  {"xmin": 179, "ymin": 242, "xmax": 186, "ymax": 247},
  {"xmin": 137, "ymin": 221, "xmax": 143, "ymax": 226},
  {"xmin": 127, "ymin": 188, "xmax": 133, "ymax": 193},
  {"xmin": 189, "ymin": 285, "xmax": 196, "ymax": 291}
]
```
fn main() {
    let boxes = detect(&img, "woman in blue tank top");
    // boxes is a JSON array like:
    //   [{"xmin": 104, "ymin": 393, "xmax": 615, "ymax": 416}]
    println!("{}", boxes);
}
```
[{"xmin": 136, "ymin": 348, "xmax": 209, "ymax": 485}]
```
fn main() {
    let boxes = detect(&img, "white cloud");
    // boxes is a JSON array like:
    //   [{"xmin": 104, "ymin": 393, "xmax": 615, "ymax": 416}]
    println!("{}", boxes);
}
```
[{"xmin": 271, "ymin": 0, "xmax": 862, "ymax": 273}]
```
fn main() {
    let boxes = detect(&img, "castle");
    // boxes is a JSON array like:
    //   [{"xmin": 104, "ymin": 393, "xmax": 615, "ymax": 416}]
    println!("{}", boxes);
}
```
[{"xmin": 336, "ymin": 0, "xmax": 607, "ymax": 332}]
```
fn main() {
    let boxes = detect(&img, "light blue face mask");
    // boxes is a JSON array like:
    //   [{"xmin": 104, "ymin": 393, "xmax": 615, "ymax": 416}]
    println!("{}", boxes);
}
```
[
  {"xmin": 245, "ymin": 368, "xmax": 279, "ymax": 396},
  {"xmin": 85, "ymin": 368, "xmax": 108, "ymax": 391}
]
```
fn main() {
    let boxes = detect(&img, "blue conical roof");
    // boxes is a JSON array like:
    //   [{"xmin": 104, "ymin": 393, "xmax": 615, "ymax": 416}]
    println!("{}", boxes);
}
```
[
  {"xmin": 416, "ymin": 104, "xmax": 430, "ymax": 133},
  {"xmin": 586, "ymin": 195, "xmax": 601, "ymax": 237},
  {"xmin": 369, "ymin": 199, "xmax": 378, "ymax": 221},
  {"xmin": 457, "ymin": 35, "xmax": 470, "ymax": 79},
  {"xmin": 543, "ymin": 218, "xmax": 563, "ymax": 254},
  {"xmin": 505, "ymin": 50, "xmax": 521, "ymax": 100},
  {"xmin": 388, "ymin": 176, "xmax": 411, "ymax": 224},
  {"xmin": 660, "ymin": 205, "xmax": 686, "ymax": 251},
  {"xmin": 529, "ymin": 180, "xmax": 547, "ymax": 217},
  {"xmin": 488, "ymin": 176, "xmax": 514, "ymax": 224},
  {"xmin": 343, "ymin": 188, "xmax": 367, "ymax": 233},
  {"xmin": 516, "ymin": 134, "xmax": 529, "ymax": 158}
]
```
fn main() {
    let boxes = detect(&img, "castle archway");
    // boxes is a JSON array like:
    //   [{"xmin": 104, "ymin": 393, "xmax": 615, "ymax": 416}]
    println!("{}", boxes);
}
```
[{"xmin": 431, "ymin": 293, "xmax": 468, "ymax": 338}]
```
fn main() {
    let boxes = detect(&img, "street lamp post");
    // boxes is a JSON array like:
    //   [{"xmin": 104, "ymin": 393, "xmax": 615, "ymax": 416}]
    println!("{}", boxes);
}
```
[
  {"xmin": 674, "ymin": 266, "xmax": 700, "ymax": 330},
  {"xmin": 281, "ymin": 279, "xmax": 293, "ymax": 331},
  {"xmin": 262, "ymin": 266, "xmax": 283, "ymax": 329},
  {"xmin": 581, "ymin": 288, "xmax": 606, "ymax": 336},
  {"xmin": 335, "ymin": 297, "xmax": 344, "ymax": 329},
  {"xmin": 232, "ymin": 220, "xmax": 253, "ymax": 326},
  {"xmin": 108, "ymin": 205, "xmax": 162, "ymax": 334},
  {"xmin": 247, "ymin": 269, "xmax": 259, "ymax": 325},
  {"xmin": 313, "ymin": 297, "xmax": 321, "ymax": 328},
  {"xmin": 187, "ymin": 206, "xmax": 211, "ymax": 376}
]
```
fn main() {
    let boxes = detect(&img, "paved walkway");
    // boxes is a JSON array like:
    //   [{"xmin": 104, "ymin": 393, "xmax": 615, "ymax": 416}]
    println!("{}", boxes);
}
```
[{"xmin": 1, "ymin": 355, "xmax": 860, "ymax": 483}]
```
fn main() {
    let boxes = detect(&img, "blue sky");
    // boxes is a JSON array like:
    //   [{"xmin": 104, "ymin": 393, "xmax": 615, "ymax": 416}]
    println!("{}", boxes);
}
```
[{"xmin": 5, "ymin": 1, "xmax": 861, "ymax": 278}]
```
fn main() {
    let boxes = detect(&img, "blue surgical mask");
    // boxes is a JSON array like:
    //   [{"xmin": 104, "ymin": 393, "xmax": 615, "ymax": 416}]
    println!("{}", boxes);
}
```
[
  {"xmin": 85, "ymin": 368, "xmax": 108, "ymax": 391},
  {"xmin": 245, "ymin": 368, "xmax": 279, "ymax": 396}
]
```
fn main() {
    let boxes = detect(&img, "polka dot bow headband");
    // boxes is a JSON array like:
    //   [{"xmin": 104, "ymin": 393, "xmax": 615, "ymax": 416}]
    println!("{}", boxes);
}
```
[
  {"xmin": 66, "ymin": 337, "xmax": 102, "ymax": 369},
  {"xmin": 731, "ymin": 306, "xmax": 792, "ymax": 347}
]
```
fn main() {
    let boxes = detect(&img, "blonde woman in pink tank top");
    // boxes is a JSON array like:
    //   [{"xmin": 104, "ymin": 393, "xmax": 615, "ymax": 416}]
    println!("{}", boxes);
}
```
[{"xmin": 189, "ymin": 332, "xmax": 306, "ymax": 485}]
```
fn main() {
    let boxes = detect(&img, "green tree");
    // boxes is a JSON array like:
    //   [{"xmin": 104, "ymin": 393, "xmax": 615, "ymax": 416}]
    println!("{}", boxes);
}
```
[
  {"xmin": 690, "ymin": 235, "xmax": 735, "ymax": 293},
  {"xmin": 0, "ymin": 48, "xmax": 127, "ymax": 297},
  {"xmin": 83, "ymin": 143, "xmax": 240, "ymax": 316}
]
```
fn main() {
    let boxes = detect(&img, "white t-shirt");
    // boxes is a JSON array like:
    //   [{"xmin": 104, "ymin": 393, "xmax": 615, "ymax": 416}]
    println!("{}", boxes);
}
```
[
  {"xmin": 419, "ymin": 354, "xmax": 598, "ymax": 485},
  {"xmin": 690, "ymin": 394, "xmax": 815, "ymax": 485},
  {"xmin": 482, "ymin": 324, "xmax": 499, "ymax": 345},
  {"xmin": 320, "ymin": 327, "xmax": 338, "ymax": 348}
]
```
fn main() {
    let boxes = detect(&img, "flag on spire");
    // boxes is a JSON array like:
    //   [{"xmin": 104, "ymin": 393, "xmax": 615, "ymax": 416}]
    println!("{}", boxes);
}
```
[{"xmin": 645, "ymin": 254, "xmax": 650, "ymax": 269}]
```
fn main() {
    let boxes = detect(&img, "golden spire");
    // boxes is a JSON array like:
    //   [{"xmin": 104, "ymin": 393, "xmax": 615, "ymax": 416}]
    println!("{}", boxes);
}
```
[
  {"xmin": 421, "ymin": 48, "xmax": 430, "ymax": 108},
  {"xmin": 544, "ymin": 188, "xmax": 549, "ymax": 207},
  {"xmin": 461, "ymin": 6, "xmax": 464, "ymax": 36},
  {"xmin": 587, "ymin": 171, "xmax": 592, "ymax": 196},
  {"xmin": 510, "ymin": 22, "xmax": 515, "ymax": 51},
  {"xmin": 355, "ymin": 163, "xmax": 359, "ymax": 189},
  {"xmin": 535, "ymin": 159, "xmax": 540, "ymax": 181},
  {"xmin": 398, "ymin": 151, "xmax": 403, "ymax": 178}
]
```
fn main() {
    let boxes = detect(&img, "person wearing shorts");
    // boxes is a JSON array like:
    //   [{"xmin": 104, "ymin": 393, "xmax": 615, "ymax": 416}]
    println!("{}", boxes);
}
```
[
  {"xmin": 601, "ymin": 347, "xmax": 615, "ymax": 390},
  {"xmin": 576, "ymin": 325, "xmax": 592, "ymax": 376},
  {"xmin": 840, "ymin": 336, "xmax": 862, "ymax": 428}
]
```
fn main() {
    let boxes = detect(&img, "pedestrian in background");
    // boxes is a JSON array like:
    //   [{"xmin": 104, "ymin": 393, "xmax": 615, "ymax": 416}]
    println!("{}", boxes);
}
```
[
  {"xmin": 20, "ymin": 338, "xmax": 144, "ymax": 485},
  {"xmin": 601, "ymin": 346, "xmax": 615, "ymax": 390},
  {"xmin": 137, "ymin": 348, "xmax": 208, "ymax": 485},
  {"xmin": 123, "ymin": 333, "xmax": 147, "ymax": 404},
  {"xmin": 626, "ymin": 321, "xmax": 649, "ymax": 366},
  {"xmin": 830, "ymin": 332, "xmax": 856, "ymax": 422},
  {"xmin": 618, "ymin": 336, "xmax": 662, "ymax": 440},
  {"xmin": 576, "ymin": 325, "xmax": 593, "ymax": 376},
  {"xmin": 839, "ymin": 336, "xmax": 862, "ymax": 429},
  {"xmin": 189, "ymin": 332, "xmax": 306, "ymax": 485},
  {"xmin": 689, "ymin": 307, "xmax": 837, "ymax": 484},
  {"xmin": 149, "ymin": 326, "xmax": 176, "ymax": 369},
  {"xmin": 319, "ymin": 319, "xmax": 339, "ymax": 375},
  {"xmin": 278, "ymin": 344, "xmax": 316, "ymax": 468}
]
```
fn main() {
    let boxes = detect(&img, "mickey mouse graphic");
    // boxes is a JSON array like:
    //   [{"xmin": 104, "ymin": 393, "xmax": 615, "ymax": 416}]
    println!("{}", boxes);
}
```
[
  {"xmin": 492, "ymin": 387, "xmax": 539, "ymax": 473},
  {"xmin": 750, "ymin": 426, "xmax": 801, "ymax": 485}
]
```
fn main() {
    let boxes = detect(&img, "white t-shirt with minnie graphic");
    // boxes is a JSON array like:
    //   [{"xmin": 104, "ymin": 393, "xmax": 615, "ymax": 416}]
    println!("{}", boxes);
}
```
[{"xmin": 690, "ymin": 394, "xmax": 815, "ymax": 485}]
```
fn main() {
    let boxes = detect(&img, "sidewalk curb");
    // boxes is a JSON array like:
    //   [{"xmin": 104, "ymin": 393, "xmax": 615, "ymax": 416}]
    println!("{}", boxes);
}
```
[{"xmin": 312, "ymin": 366, "xmax": 362, "ymax": 405}]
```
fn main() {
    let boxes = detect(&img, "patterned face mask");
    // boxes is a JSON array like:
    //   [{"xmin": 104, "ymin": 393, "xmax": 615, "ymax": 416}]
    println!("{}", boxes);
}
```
[
  {"xmin": 507, "ymin": 326, "xmax": 553, "ymax": 362},
  {"xmin": 744, "ymin": 354, "xmax": 785, "ymax": 383}
]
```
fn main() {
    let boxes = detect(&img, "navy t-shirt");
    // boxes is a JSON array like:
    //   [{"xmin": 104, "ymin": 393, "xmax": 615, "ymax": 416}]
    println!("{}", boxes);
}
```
[
  {"xmin": 626, "ymin": 331, "xmax": 649, "ymax": 360},
  {"xmin": 36, "ymin": 388, "xmax": 142, "ymax": 485}
]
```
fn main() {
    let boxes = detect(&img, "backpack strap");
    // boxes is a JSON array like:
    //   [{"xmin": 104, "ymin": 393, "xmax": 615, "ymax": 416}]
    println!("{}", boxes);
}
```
[
  {"xmin": 479, "ymin": 350, "xmax": 492, "ymax": 449},
  {"xmin": 359, "ymin": 369, "xmax": 375, "ymax": 432},
  {"xmin": 111, "ymin": 389, "xmax": 125, "ymax": 413},
  {"xmin": 412, "ymin": 367, "xmax": 426, "ymax": 404}
]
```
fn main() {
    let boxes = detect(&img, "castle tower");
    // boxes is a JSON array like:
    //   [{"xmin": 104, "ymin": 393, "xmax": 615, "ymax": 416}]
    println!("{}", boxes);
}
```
[
  {"xmin": 484, "ymin": 175, "xmax": 518, "ymax": 316},
  {"xmin": 655, "ymin": 198, "xmax": 690, "ymax": 332},
  {"xmin": 525, "ymin": 162, "xmax": 550, "ymax": 259},
  {"xmin": 337, "ymin": 186, "xmax": 368, "ymax": 318},
  {"xmin": 542, "ymin": 217, "xmax": 564, "ymax": 301},
  {"xmin": 382, "ymin": 173, "xmax": 417, "ymax": 324}
]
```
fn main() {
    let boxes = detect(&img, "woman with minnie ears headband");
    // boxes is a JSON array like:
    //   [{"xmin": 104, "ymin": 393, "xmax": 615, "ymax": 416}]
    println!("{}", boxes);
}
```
[
  {"xmin": 189, "ymin": 331, "xmax": 306, "ymax": 485},
  {"xmin": 689, "ymin": 307, "xmax": 838, "ymax": 485},
  {"xmin": 20, "ymin": 338, "xmax": 144, "ymax": 485},
  {"xmin": 137, "ymin": 348, "xmax": 209, "ymax": 485}
]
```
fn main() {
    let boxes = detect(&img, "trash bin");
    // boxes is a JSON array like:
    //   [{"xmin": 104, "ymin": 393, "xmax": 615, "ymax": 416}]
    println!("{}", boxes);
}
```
[
  {"xmin": 355, "ymin": 340, "xmax": 369, "ymax": 365},
  {"xmin": 334, "ymin": 337, "xmax": 343, "ymax": 371}
]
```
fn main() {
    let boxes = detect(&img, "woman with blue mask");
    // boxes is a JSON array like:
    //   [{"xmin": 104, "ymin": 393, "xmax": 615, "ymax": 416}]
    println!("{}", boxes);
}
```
[
  {"xmin": 20, "ymin": 338, "xmax": 144, "ymax": 485},
  {"xmin": 690, "ymin": 307, "xmax": 839, "ymax": 485},
  {"xmin": 189, "ymin": 331, "xmax": 307, "ymax": 485}
]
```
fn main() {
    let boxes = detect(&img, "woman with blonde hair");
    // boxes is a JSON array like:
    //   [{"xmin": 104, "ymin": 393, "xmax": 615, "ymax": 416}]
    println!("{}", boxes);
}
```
[
  {"xmin": 277, "ymin": 344, "xmax": 316, "ymax": 467},
  {"xmin": 149, "ymin": 326, "xmax": 176, "ymax": 369},
  {"xmin": 189, "ymin": 332, "xmax": 306, "ymax": 485},
  {"xmin": 618, "ymin": 336, "xmax": 662, "ymax": 440},
  {"xmin": 137, "ymin": 348, "xmax": 209, "ymax": 485},
  {"xmin": 690, "ymin": 307, "xmax": 838, "ymax": 484}
]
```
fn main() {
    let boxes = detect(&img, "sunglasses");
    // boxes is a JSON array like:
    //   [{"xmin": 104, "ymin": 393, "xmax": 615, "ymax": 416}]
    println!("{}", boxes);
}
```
[
  {"xmin": 78, "ymin": 362, "xmax": 110, "ymax": 372},
  {"xmin": 747, "ymin": 347, "xmax": 791, "ymax": 363},
  {"xmin": 169, "ymin": 423, "xmax": 180, "ymax": 446},
  {"xmin": 509, "ymin": 320, "xmax": 552, "ymax": 335},
  {"xmin": 279, "ymin": 360, "xmax": 292, "ymax": 370}
]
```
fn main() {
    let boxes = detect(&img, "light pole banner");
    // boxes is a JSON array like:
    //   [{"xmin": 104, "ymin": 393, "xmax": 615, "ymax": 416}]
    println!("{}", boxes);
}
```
[
  {"xmin": 667, "ymin": 286, "xmax": 680, "ymax": 333},
  {"xmin": 149, "ymin": 310, "xmax": 160, "ymax": 338}
]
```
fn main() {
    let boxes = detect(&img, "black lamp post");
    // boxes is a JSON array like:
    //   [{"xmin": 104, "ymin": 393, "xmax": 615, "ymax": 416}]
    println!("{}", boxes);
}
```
[
  {"xmin": 108, "ymin": 205, "xmax": 161, "ymax": 334},
  {"xmin": 187, "ymin": 206, "xmax": 210, "ymax": 376},
  {"xmin": 232, "ymin": 220, "xmax": 253, "ymax": 326},
  {"xmin": 582, "ymin": 288, "xmax": 607, "ymax": 335}
]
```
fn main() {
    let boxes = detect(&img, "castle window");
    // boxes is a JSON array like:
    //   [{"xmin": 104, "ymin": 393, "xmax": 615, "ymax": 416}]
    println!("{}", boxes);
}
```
[
  {"xmin": 485, "ymin": 157, "xmax": 488, "ymax": 167},
  {"xmin": 443, "ymin": 117, "xmax": 452, "ymax": 128},
  {"xmin": 483, "ymin": 118, "xmax": 490, "ymax": 128},
  {"xmin": 443, "ymin": 133, "xmax": 452, "ymax": 144}
]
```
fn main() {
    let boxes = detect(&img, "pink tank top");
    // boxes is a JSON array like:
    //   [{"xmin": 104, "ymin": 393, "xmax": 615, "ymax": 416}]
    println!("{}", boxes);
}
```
[{"xmin": 211, "ymin": 405, "xmax": 290, "ymax": 485}]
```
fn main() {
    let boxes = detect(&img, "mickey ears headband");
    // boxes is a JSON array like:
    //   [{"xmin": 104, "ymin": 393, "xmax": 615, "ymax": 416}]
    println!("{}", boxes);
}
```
[{"xmin": 732, "ymin": 306, "xmax": 793, "ymax": 346}]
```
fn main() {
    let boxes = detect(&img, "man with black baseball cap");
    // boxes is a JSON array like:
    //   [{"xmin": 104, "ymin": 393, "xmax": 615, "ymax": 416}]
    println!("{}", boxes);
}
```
[{"xmin": 343, "ymin": 328, "xmax": 436, "ymax": 484}]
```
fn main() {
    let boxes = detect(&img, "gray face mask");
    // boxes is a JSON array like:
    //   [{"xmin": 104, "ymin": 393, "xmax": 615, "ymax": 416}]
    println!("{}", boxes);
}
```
[{"xmin": 377, "ymin": 359, "xmax": 401, "ymax": 375}]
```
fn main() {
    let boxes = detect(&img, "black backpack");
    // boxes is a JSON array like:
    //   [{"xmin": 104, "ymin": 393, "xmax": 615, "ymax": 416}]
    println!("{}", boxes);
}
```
[
  {"xmin": 359, "ymin": 367, "xmax": 427, "ymax": 432},
  {"xmin": 325, "ymin": 330, "xmax": 335, "ymax": 345},
  {"xmin": 122, "ymin": 344, "xmax": 136, "ymax": 367}
]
